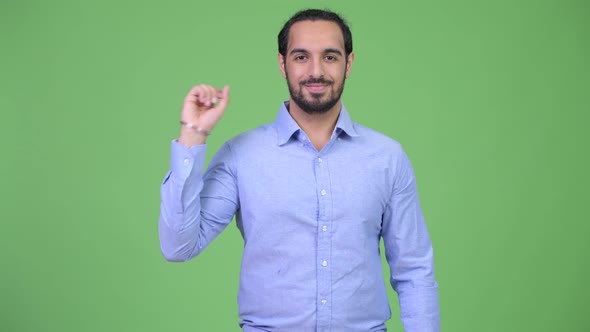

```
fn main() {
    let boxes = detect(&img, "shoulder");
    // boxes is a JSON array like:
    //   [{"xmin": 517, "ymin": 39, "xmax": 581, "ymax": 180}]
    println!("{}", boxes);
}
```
[
  {"xmin": 223, "ymin": 122, "xmax": 277, "ymax": 152},
  {"xmin": 208, "ymin": 123, "xmax": 277, "ymax": 170},
  {"xmin": 350, "ymin": 122, "xmax": 405, "ymax": 156},
  {"xmin": 349, "ymin": 123, "xmax": 419, "ymax": 191}
]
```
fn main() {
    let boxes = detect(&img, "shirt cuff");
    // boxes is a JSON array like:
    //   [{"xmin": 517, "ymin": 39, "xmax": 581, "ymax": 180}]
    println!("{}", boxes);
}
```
[
  {"xmin": 399, "ymin": 285, "xmax": 440, "ymax": 332},
  {"xmin": 170, "ymin": 140, "xmax": 207, "ymax": 179}
]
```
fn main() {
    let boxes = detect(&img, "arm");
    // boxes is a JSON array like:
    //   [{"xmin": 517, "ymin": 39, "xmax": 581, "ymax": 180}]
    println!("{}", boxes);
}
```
[
  {"xmin": 158, "ymin": 84, "xmax": 237, "ymax": 262},
  {"xmin": 381, "ymin": 149, "xmax": 440, "ymax": 332}
]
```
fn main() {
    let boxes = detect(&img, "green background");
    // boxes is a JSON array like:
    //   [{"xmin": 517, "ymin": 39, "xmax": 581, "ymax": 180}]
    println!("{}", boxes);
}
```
[{"xmin": 1, "ymin": 0, "xmax": 588, "ymax": 331}]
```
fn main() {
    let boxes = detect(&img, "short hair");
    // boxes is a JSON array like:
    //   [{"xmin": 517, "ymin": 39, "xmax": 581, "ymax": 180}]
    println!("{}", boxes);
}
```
[{"xmin": 278, "ymin": 9, "xmax": 353, "ymax": 57}]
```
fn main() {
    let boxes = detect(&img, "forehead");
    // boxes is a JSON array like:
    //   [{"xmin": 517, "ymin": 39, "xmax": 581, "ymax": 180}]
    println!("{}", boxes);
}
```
[{"xmin": 287, "ymin": 20, "xmax": 345, "ymax": 52}]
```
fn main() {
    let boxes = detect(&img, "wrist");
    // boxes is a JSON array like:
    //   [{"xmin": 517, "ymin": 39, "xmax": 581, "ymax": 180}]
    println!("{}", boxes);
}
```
[
  {"xmin": 180, "ymin": 121, "xmax": 212, "ymax": 136},
  {"xmin": 177, "ymin": 120, "xmax": 211, "ymax": 147},
  {"xmin": 178, "ymin": 127, "xmax": 207, "ymax": 147}
]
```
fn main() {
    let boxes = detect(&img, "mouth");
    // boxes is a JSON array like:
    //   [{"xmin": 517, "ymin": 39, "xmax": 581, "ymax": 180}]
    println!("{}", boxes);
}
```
[{"xmin": 303, "ymin": 83, "xmax": 329, "ymax": 93}]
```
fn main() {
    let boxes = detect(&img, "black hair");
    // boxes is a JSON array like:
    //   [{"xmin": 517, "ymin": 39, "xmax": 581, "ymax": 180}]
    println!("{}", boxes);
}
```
[{"xmin": 277, "ymin": 9, "xmax": 353, "ymax": 57}]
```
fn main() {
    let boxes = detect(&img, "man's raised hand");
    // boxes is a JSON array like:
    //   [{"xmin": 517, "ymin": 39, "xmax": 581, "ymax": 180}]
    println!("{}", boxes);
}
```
[{"xmin": 178, "ymin": 84, "xmax": 230, "ymax": 147}]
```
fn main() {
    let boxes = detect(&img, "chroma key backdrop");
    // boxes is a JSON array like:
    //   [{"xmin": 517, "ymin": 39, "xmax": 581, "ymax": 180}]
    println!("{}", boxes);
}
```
[{"xmin": 1, "ymin": 0, "xmax": 588, "ymax": 331}]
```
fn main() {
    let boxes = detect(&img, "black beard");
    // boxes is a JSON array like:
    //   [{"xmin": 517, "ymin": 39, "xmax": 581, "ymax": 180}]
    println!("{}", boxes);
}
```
[{"xmin": 286, "ymin": 74, "xmax": 346, "ymax": 114}]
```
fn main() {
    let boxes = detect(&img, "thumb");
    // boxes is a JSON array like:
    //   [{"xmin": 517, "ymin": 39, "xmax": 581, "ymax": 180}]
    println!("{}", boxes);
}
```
[{"xmin": 215, "ymin": 85, "xmax": 230, "ymax": 111}]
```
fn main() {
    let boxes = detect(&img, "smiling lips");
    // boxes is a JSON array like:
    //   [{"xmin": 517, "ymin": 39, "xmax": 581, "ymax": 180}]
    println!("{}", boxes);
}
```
[{"xmin": 304, "ymin": 83, "xmax": 329, "ymax": 93}]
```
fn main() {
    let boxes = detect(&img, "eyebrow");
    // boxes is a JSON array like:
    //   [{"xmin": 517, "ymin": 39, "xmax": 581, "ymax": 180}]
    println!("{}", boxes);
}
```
[{"xmin": 289, "ymin": 48, "xmax": 344, "ymax": 56}]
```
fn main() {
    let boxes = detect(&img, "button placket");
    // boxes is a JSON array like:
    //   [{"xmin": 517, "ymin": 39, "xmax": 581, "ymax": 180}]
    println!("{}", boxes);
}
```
[{"xmin": 315, "ymin": 153, "xmax": 332, "ymax": 330}]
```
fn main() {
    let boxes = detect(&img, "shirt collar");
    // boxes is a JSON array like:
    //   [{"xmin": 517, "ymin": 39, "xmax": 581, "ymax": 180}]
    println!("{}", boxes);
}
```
[{"xmin": 275, "ymin": 101, "xmax": 360, "ymax": 146}]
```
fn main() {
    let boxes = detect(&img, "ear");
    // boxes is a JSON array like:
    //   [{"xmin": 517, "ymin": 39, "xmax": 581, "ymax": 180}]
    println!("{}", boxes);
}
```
[
  {"xmin": 278, "ymin": 53, "xmax": 287, "ymax": 78},
  {"xmin": 345, "ymin": 52, "xmax": 355, "ymax": 78}
]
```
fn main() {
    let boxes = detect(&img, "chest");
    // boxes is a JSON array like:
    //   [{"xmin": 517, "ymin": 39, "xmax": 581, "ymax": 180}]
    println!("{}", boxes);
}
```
[{"xmin": 234, "ymin": 143, "xmax": 393, "ymax": 231}]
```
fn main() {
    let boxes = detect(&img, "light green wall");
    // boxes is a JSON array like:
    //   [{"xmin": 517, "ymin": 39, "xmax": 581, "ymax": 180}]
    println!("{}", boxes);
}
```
[{"xmin": 1, "ymin": 0, "xmax": 588, "ymax": 331}]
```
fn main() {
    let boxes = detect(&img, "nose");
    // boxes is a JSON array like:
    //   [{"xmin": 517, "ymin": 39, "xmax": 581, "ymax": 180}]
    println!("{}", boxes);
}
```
[{"xmin": 309, "ymin": 56, "xmax": 325, "ymax": 78}]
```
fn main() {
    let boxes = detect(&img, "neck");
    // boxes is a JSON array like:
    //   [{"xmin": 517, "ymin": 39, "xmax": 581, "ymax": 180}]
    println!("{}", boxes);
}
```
[{"xmin": 288, "ymin": 100, "xmax": 341, "ymax": 151}]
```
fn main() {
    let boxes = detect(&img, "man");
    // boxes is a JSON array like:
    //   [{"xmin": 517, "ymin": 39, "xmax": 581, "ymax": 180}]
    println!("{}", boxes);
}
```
[{"xmin": 159, "ymin": 9, "xmax": 439, "ymax": 332}]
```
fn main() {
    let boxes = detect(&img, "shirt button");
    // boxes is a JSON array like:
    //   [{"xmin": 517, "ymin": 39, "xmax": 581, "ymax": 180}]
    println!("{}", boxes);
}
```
[
  {"xmin": 322, "ymin": 260, "xmax": 328, "ymax": 267},
  {"xmin": 318, "ymin": 158, "xmax": 323, "ymax": 163},
  {"xmin": 322, "ymin": 225, "xmax": 327, "ymax": 232},
  {"xmin": 183, "ymin": 158, "xmax": 189, "ymax": 165},
  {"xmin": 321, "ymin": 299, "xmax": 327, "ymax": 305},
  {"xmin": 320, "ymin": 190, "xmax": 327, "ymax": 196}
]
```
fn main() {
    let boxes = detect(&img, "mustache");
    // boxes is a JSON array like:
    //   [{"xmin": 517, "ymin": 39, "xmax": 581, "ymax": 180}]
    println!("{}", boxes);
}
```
[{"xmin": 300, "ymin": 78, "xmax": 333, "ymax": 85}]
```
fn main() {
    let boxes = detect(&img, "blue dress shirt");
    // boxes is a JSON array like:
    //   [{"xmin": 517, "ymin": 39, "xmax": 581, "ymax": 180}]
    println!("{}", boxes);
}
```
[{"xmin": 159, "ymin": 102, "xmax": 439, "ymax": 332}]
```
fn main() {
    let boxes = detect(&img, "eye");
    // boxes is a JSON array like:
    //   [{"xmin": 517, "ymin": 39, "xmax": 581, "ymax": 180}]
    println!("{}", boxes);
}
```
[
  {"xmin": 294, "ymin": 55, "xmax": 308, "ymax": 61},
  {"xmin": 325, "ymin": 55, "xmax": 337, "ymax": 62}
]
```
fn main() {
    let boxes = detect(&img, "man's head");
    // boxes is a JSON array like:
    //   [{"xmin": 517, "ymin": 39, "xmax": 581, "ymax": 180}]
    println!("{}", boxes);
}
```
[
  {"xmin": 278, "ymin": 9, "xmax": 353, "ymax": 59},
  {"xmin": 278, "ymin": 9, "xmax": 354, "ymax": 114}
]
